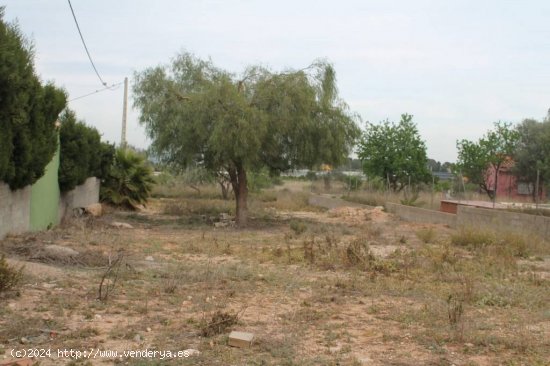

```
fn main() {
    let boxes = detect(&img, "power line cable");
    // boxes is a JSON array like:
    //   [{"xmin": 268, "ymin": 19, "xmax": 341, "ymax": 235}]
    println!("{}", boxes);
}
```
[
  {"xmin": 67, "ymin": 0, "xmax": 110, "ymax": 87},
  {"xmin": 69, "ymin": 81, "xmax": 124, "ymax": 102}
]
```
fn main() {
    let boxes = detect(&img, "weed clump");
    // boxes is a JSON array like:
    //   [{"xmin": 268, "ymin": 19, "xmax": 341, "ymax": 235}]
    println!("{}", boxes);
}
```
[
  {"xmin": 447, "ymin": 294, "xmax": 464, "ymax": 327},
  {"xmin": 416, "ymin": 227, "xmax": 436, "ymax": 243},
  {"xmin": 451, "ymin": 229, "xmax": 494, "ymax": 248},
  {"xmin": 0, "ymin": 255, "xmax": 24, "ymax": 294},
  {"xmin": 451, "ymin": 229, "xmax": 533, "ymax": 258},
  {"xmin": 344, "ymin": 238, "xmax": 375, "ymax": 268},
  {"xmin": 163, "ymin": 201, "xmax": 187, "ymax": 215},
  {"xmin": 289, "ymin": 220, "xmax": 307, "ymax": 236},
  {"xmin": 199, "ymin": 310, "xmax": 239, "ymax": 337}
]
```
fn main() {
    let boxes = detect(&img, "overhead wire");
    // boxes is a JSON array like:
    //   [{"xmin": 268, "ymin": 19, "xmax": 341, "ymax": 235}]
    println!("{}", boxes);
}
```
[
  {"xmin": 68, "ymin": 81, "xmax": 124, "ymax": 102},
  {"xmin": 66, "ymin": 0, "xmax": 111, "ymax": 88}
]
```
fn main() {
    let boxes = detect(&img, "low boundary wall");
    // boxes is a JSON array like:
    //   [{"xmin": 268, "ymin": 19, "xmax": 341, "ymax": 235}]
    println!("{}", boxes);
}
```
[
  {"xmin": 386, "ymin": 202, "xmax": 550, "ymax": 239},
  {"xmin": 0, "ymin": 183, "xmax": 32, "ymax": 239},
  {"xmin": 385, "ymin": 202, "xmax": 457, "ymax": 227},
  {"xmin": 0, "ymin": 177, "xmax": 100, "ymax": 240},
  {"xmin": 59, "ymin": 177, "xmax": 100, "ymax": 221},
  {"xmin": 457, "ymin": 205, "xmax": 550, "ymax": 238}
]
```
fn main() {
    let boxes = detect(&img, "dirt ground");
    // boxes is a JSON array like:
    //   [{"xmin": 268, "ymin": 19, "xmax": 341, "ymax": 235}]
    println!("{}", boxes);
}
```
[{"xmin": 0, "ymin": 184, "xmax": 549, "ymax": 366}]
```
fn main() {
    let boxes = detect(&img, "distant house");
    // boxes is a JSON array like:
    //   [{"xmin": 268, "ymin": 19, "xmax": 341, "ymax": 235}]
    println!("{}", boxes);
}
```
[
  {"xmin": 282, "ymin": 169, "xmax": 310, "ymax": 178},
  {"xmin": 485, "ymin": 158, "xmax": 546, "ymax": 201},
  {"xmin": 433, "ymin": 171, "xmax": 454, "ymax": 181}
]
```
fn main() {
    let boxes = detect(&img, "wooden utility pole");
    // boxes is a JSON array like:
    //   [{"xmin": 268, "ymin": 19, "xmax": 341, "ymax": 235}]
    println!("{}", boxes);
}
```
[{"xmin": 120, "ymin": 77, "xmax": 128, "ymax": 148}]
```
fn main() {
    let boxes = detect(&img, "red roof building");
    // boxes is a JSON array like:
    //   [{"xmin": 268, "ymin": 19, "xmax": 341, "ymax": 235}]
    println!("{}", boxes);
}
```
[{"xmin": 485, "ymin": 158, "xmax": 546, "ymax": 202}]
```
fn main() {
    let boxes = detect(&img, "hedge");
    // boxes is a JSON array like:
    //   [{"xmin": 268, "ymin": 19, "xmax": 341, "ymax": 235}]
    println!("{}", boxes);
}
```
[{"xmin": 58, "ymin": 109, "xmax": 114, "ymax": 192}]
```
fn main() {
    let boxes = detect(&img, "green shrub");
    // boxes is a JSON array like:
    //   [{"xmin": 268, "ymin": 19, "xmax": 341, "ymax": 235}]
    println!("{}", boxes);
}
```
[
  {"xmin": 0, "ymin": 254, "xmax": 24, "ymax": 294},
  {"xmin": 153, "ymin": 171, "xmax": 174, "ymax": 185},
  {"xmin": 416, "ymin": 227, "xmax": 437, "ymax": 243},
  {"xmin": 0, "ymin": 10, "xmax": 67, "ymax": 189},
  {"xmin": 363, "ymin": 176, "xmax": 386, "ymax": 191},
  {"xmin": 289, "ymin": 220, "xmax": 307, "ymax": 235},
  {"xmin": 58, "ymin": 109, "xmax": 115, "ymax": 191},
  {"xmin": 400, "ymin": 191, "xmax": 421, "ymax": 206},
  {"xmin": 248, "ymin": 168, "xmax": 273, "ymax": 192},
  {"xmin": 101, "ymin": 149, "xmax": 155, "ymax": 209},
  {"xmin": 434, "ymin": 180, "xmax": 452, "ymax": 192},
  {"xmin": 345, "ymin": 175, "xmax": 363, "ymax": 191}
]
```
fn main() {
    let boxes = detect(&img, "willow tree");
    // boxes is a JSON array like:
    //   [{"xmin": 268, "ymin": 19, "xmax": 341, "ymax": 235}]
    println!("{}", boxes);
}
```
[{"xmin": 133, "ymin": 52, "xmax": 360, "ymax": 225}]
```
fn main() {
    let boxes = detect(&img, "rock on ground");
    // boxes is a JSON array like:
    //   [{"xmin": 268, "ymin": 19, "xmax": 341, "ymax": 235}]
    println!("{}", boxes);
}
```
[
  {"xmin": 42, "ymin": 245, "xmax": 79, "ymax": 259},
  {"xmin": 110, "ymin": 222, "xmax": 134, "ymax": 229},
  {"xmin": 84, "ymin": 203, "xmax": 102, "ymax": 217}
]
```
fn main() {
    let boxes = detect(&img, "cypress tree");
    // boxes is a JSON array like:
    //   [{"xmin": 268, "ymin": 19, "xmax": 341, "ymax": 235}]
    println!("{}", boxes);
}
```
[{"xmin": 0, "ymin": 7, "xmax": 66, "ymax": 189}]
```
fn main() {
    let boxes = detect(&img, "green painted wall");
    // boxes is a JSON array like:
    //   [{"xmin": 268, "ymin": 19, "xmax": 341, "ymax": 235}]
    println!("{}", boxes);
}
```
[{"xmin": 30, "ymin": 140, "xmax": 60, "ymax": 230}]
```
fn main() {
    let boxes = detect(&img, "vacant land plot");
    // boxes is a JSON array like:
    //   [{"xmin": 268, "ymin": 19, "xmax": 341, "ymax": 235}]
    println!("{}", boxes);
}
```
[{"xmin": 0, "ymin": 183, "xmax": 549, "ymax": 365}]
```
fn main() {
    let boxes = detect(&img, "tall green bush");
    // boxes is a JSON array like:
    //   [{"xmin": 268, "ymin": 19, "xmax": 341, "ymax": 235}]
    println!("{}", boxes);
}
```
[
  {"xmin": 58, "ymin": 109, "xmax": 114, "ymax": 192},
  {"xmin": 0, "ymin": 8, "xmax": 67, "ymax": 189},
  {"xmin": 248, "ymin": 168, "xmax": 274, "ymax": 192}
]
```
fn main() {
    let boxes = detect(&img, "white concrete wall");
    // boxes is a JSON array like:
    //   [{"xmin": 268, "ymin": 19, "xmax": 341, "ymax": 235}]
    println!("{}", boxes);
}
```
[
  {"xmin": 1, "ymin": 177, "xmax": 100, "ymax": 240},
  {"xmin": 385, "ymin": 202, "xmax": 457, "ymax": 227},
  {"xmin": 58, "ymin": 177, "xmax": 100, "ymax": 221},
  {"xmin": 385, "ymin": 202, "xmax": 550, "ymax": 239},
  {"xmin": 457, "ymin": 205, "xmax": 550, "ymax": 239},
  {"xmin": 0, "ymin": 182, "xmax": 32, "ymax": 239}
]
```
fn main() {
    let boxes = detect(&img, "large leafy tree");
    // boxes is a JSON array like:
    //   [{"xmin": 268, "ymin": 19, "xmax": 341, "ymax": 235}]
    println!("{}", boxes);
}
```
[
  {"xmin": 513, "ymin": 113, "xmax": 550, "ymax": 201},
  {"xmin": 133, "ymin": 52, "xmax": 360, "ymax": 225},
  {"xmin": 456, "ymin": 122, "xmax": 519, "ymax": 200},
  {"xmin": 357, "ymin": 114, "xmax": 431, "ymax": 191},
  {"xmin": 0, "ymin": 8, "xmax": 67, "ymax": 189}
]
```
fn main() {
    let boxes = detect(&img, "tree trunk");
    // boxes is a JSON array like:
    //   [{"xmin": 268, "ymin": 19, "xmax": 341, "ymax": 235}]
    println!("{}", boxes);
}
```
[
  {"xmin": 481, "ymin": 183, "xmax": 495, "ymax": 200},
  {"xmin": 219, "ymin": 180, "xmax": 231, "ymax": 200},
  {"xmin": 216, "ymin": 171, "xmax": 232, "ymax": 200},
  {"xmin": 493, "ymin": 163, "xmax": 500, "ymax": 207},
  {"xmin": 228, "ymin": 164, "xmax": 248, "ymax": 226},
  {"xmin": 189, "ymin": 184, "xmax": 201, "ymax": 196}
]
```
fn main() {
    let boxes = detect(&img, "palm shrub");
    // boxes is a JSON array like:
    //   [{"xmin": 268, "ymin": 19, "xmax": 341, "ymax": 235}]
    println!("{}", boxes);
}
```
[{"xmin": 101, "ymin": 148, "xmax": 154, "ymax": 209}]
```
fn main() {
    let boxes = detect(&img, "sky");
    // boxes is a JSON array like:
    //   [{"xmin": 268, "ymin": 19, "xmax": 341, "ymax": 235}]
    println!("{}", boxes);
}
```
[{"xmin": 3, "ymin": 0, "xmax": 550, "ymax": 163}]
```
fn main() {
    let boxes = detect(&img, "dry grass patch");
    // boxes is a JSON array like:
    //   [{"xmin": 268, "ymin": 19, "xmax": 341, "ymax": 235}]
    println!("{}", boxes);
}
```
[
  {"xmin": 416, "ymin": 227, "xmax": 437, "ymax": 243},
  {"xmin": 1, "ymin": 181, "xmax": 549, "ymax": 365},
  {"xmin": 450, "ymin": 228, "xmax": 547, "ymax": 258},
  {"xmin": 0, "ymin": 254, "xmax": 23, "ymax": 295}
]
